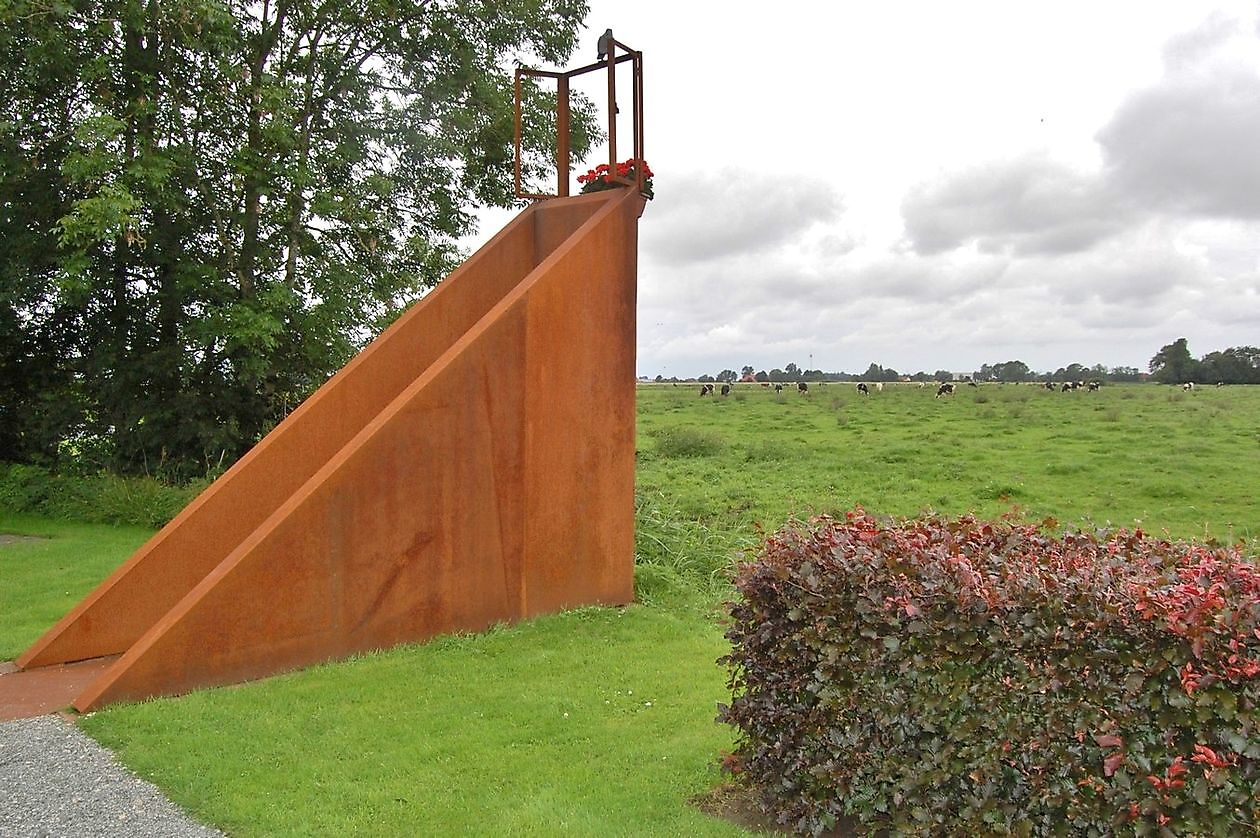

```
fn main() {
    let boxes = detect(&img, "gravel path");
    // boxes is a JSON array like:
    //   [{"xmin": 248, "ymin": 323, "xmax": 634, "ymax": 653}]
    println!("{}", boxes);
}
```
[{"xmin": 0, "ymin": 716, "xmax": 223, "ymax": 838}]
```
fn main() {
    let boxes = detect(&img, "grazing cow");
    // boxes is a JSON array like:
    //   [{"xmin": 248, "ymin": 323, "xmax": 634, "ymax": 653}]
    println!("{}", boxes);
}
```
[
  {"xmin": 720, "ymin": 383, "xmax": 731, "ymax": 397},
  {"xmin": 1183, "ymin": 382, "xmax": 1195, "ymax": 392},
  {"xmin": 935, "ymin": 382, "xmax": 955, "ymax": 398},
  {"xmin": 699, "ymin": 383, "xmax": 714, "ymax": 396},
  {"xmin": 856, "ymin": 382, "xmax": 869, "ymax": 396},
  {"xmin": 1044, "ymin": 381, "xmax": 1056, "ymax": 391},
  {"xmin": 774, "ymin": 383, "xmax": 784, "ymax": 393},
  {"xmin": 798, "ymin": 381, "xmax": 810, "ymax": 395},
  {"xmin": 918, "ymin": 381, "xmax": 928, "ymax": 389},
  {"xmin": 1216, "ymin": 381, "xmax": 1225, "ymax": 388},
  {"xmin": 1087, "ymin": 381, "xmax": 1101, "ymax": 391},
  {"xmin": 875, "ymin": 382, "xmax": 884, "ymax": 392},
  {"xmin": 967, "ymin": 380, "xmax": 978, "ymax": 388}
]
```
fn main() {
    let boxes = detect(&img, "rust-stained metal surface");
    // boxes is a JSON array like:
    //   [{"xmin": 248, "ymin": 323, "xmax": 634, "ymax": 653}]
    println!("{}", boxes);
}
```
[
  {"xmin": 0, "ymin": 657, "xmax": 117, "ymax": 721},
  {"xmin": 14, "ymin": 188, "xmax": 644, "ymax": 711}
]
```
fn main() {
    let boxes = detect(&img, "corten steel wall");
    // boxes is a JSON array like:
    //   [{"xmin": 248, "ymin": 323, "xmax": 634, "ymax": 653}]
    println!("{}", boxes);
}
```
[{"xmin": 15, "ymin": 188, "xmax": 643, "ymax": 711}]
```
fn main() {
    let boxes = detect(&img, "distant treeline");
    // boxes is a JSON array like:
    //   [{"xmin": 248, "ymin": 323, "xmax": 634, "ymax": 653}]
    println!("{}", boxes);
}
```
[{"xmin": 655, "ymin": 340, "xmax": 1260, "ymax": 385}]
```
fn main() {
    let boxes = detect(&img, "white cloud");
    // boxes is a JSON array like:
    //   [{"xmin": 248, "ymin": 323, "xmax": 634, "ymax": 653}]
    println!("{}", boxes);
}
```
[
  {"xmin": 642, "ymin": 169, "xmax": 844, "ymax": 265},
  {"xmin": 900, "ymin": 154, "xmax": 1128, "ymax": 256}
]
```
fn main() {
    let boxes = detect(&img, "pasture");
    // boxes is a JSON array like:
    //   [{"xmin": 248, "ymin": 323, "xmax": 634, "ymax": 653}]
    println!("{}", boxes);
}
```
[
  {"xmin": 637, "ymin": 380, "xmax": 1259, "ymax": 544},
  {"xmin": 3, "ymin": 381, "xmax": 1258, "ymax": 835}
]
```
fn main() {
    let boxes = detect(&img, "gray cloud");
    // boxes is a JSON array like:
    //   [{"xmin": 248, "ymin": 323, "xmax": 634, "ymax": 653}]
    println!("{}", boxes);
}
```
[
  {"xmin": 1002, "ymin": 237, "xmax": 1201, "ymax": 308},
  {"xmin": 900, "ymin": 154, "xmax": 1129, "ymax": 256},
  {"xmin": 642, "ymin": 168, "xmax": 843, "ymax": 265},
  {"xmin": 900, "ymin": 14, "xmax": 1260, "ymax": 260},
  {"xmin": 838, "ymin": 255, "xmax": 1008, "ymax": 303},
  {"xmin": 1161, "ymin": 11, "xmax": 1237, "ymax": 70},
  {"xmin": 1097, "ymin": 13, "xmax": 1260, "ymax": 220},
  {"xmin": 1096, "ymin": 68, "xmax": 1260, "ymax": 219}
]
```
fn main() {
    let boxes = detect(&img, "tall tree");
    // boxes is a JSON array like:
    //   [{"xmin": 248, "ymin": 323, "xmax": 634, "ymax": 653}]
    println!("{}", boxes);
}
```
[
  {"xmin": 1, "ymin": 0, "xmax": 596, "ymax": 476},
  {"xmin": 1198, "ymin": 346, "xmax": 1260, "ymax": 384},
  {"xmin": 1149, "ymin": 338, "xmax": 1198, "ymax": 385},
  {"xmin": 991, "ymin": 360, "xmax": 1031, "ymax": 382}
]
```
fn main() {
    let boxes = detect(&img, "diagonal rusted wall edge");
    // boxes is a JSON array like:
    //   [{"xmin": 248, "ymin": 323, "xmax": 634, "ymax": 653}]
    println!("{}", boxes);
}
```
[
  {"xmin": 71, "ymin": 187, "xmax": 643, "ymax": 710},
  {"xmin": 19, "ymin": 191, "xmax": 620, "ymax": 671}
]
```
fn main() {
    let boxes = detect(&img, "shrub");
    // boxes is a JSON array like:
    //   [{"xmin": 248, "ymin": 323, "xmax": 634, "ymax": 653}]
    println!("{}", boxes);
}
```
[
  {"xmin": 720, "ymin": 511, "xmax": 1259, "ymax": 835},
  {"xmin": 0, "ymin": 462, "xmax": 200, "ymax": 528}
]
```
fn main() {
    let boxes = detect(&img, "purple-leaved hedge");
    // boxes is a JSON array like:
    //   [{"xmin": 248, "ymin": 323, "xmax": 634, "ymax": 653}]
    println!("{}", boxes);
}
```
[{"xmin": 720, "ymin": 511, "xmax": 1259, "ymax": 836}]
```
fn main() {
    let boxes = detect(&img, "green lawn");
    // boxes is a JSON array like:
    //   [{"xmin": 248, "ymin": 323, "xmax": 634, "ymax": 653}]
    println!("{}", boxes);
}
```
[
  {"xmin": 80, "ymin": 607, "xmax": 740, "ymax": 836},
  {"xmin": 4, "ymin": 382, "xmax": 1259, "ymax": 835},
  {"xmin": 0, "ymin": 513, "xmax": 153, "ymax": 659}
]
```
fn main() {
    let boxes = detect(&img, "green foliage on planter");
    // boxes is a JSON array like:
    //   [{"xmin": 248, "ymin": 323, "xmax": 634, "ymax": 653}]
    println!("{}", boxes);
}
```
[{"xmin": 720, "ymin": 511, "xmax": 1260, "ymax": 835}]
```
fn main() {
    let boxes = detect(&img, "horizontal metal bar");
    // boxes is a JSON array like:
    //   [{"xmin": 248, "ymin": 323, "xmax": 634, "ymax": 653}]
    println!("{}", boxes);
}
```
[
  {"xmin": 517, "ymin": 68, "xmax": 565, "ymax": 79},
  {"xmin": 564, "ymin": 52, "xmax": 634, "ymax": 79}
]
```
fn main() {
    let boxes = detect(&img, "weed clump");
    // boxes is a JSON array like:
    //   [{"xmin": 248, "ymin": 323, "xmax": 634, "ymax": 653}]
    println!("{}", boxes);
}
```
[
  {"xmin": 634, "ymin": 492, "xmax": 748, "ymax": 607},
  {"xmin": 654, "ymin": 426, "xmax": 726, "ymax": 458}
]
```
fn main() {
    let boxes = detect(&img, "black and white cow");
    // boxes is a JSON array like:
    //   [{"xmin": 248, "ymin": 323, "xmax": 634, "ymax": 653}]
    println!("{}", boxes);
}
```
[{"xmin": 936, "ymin": 382, "xmax": 955, "ymax": 398}]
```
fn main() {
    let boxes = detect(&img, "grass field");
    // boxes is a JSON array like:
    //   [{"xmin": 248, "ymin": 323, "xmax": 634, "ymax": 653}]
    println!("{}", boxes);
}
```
[
  {"xmin": 3, "ymin": 382, "xmax": 1259, "ymax": 835},
  {"xmin": 637, "ymin": 381, "xmax": 1260, "ymax": 542},
  {"xmin": 0, "ymin": 514, "xmax": 153, "ymax": 659}
]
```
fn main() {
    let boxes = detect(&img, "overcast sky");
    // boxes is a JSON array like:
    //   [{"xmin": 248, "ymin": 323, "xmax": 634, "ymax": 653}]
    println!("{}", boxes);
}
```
[{"xmin": 468, "ymin": 1, "xmax": 1260, "ymax": 378}]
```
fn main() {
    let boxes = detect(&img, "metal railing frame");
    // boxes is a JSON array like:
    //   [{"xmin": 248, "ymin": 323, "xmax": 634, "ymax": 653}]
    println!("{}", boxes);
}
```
[{"xmin": 514, "ymin": 32, "xmax": 644, "ymax": 200}]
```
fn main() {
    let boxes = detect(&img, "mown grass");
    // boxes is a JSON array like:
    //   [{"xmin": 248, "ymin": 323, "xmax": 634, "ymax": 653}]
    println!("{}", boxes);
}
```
[
  {"xmin": 5, "ymin": 382, "xmax": 1259, "ymax": 835},
  {"xmin": 0, "ymin": 513, "xmax": 153, "ymax": 659},
  {"xmin": 80, "ymin": 607, "xmax": 741, "ymax": 836}
]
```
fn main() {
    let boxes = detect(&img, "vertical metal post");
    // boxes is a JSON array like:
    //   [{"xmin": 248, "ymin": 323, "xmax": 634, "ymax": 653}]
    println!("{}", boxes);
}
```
[
  {"xmin": 633, "ymin": 51, "xmax": 644, "ymax": 194},
  {"xmin": 556, "ymin": 75, "xmax": 571, "ymax": 197},
  {"xmin": 513, "ymin": 70, "xmax": 524, "ymax": 198},
  {"xmin": 606, "ymin": 47, "xmax": 618, "ymax": 171}
]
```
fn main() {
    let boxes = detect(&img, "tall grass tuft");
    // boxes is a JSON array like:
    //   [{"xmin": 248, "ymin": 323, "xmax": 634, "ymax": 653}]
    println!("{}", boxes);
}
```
[
  {"xmin": 634, "ymin": 492, "xmax": 749, "ymax": 608},
  {"xmin": 653, "ymin": 426, "xmax": 726, "ymax": 458}
]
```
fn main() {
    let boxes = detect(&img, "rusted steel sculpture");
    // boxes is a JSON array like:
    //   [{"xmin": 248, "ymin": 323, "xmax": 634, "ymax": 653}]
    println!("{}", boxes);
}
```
[{"xmin": 8, "ymin": 35, "xmax": 646, "ymax": 712}]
